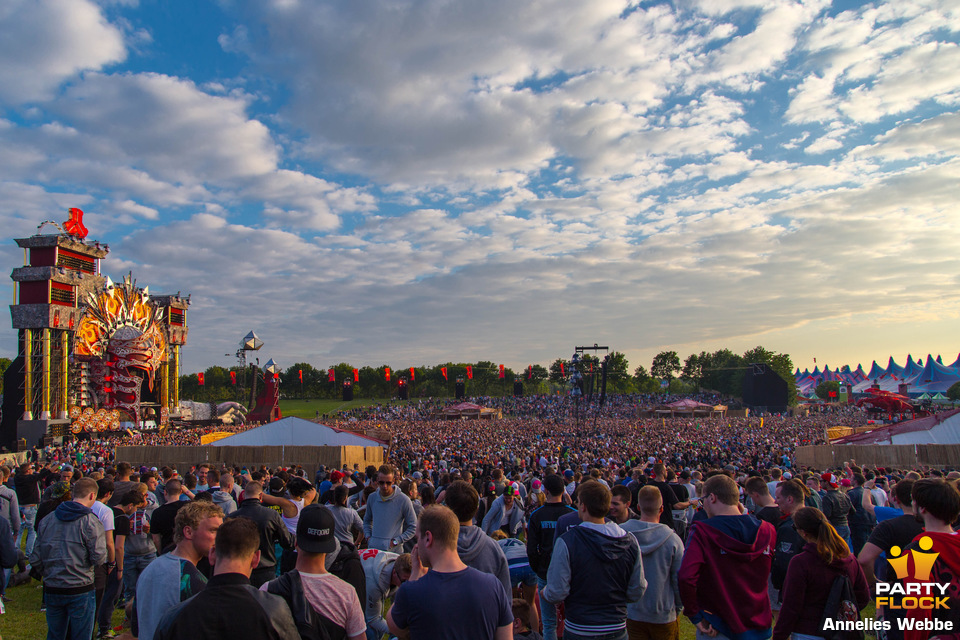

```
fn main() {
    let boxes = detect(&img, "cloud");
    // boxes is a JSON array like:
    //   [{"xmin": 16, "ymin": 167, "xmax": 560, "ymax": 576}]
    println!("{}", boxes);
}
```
[{"xmin": 0, "ymin": 0, "xmax": 125, "ymax": 105}]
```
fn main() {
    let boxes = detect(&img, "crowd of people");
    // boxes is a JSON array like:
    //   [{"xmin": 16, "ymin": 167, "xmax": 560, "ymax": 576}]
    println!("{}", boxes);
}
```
[{"xmin": 1, "ymin": 393, "xmax": 957, "ymax": 640}]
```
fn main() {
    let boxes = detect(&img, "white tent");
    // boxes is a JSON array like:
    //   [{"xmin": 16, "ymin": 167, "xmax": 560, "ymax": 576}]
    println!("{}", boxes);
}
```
[{"xmin": 212, "ymin": 416, "xmax": 386, "ymax": 448}]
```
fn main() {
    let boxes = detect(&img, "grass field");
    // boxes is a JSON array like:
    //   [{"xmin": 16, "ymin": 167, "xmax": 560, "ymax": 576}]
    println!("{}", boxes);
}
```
[{"xmin": 277, "ymin": 397, "xmax": 403, "ymax": 419}]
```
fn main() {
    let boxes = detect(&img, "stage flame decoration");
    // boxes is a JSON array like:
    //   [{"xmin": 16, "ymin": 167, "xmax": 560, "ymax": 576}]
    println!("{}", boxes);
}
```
[{"xmin": 73, "ymin": 275, "xmax": 167, "ymax": 423}]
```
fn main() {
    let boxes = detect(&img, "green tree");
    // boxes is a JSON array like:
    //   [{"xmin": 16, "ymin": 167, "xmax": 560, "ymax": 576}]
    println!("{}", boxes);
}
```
[
  {"xmin": 700, "ymin": 349, "xmax": 744, "ymax": 396},
  {"xmin": 548, "ymin": 358, "xmax": 569, "ymax": 384},
  {"xmin": 283, "ymin": 362, "xmax": 323, "ymax": 398},
  {"xmin": 604, "ymin": 351, "xmax": 631, "ymax": 393},
  {"xmin": 815, "ymin": 380, "xmax": 841, "ymax": 400},
  {"xmin": 947, "ymin": 381, "xmax": 960, "ymax": 402},
  {"xmin": 681, "ymin": 352, "xmax": 706, "ymax": 388},
  {"xmin": 651, "ymin": 351, "xmax": 681, "ymax": 382}
]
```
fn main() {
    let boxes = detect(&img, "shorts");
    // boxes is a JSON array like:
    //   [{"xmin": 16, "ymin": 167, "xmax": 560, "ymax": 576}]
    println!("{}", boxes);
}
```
[
  {"xmin": 510, "ymin": 564, "xmax": 537, "ymax": 588},
  {"xmin": 627, "ymin": 618, "xmax": 679, "ymax": 640}
]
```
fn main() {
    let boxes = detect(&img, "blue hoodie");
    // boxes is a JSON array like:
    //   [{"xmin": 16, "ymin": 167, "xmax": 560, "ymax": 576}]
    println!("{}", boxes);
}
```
[{"xmin": 55, "ymin": 500, "xmax": 93, "ymax": 521}]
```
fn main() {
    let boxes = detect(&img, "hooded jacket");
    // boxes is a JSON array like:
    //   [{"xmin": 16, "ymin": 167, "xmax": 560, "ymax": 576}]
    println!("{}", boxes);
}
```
[
  {"xmin": 678, "ymin": 515, "xmax": 776, "ymax": 640},
  {"xmin": 458, "ymin": 525, "xmax": 512, "ymax": 597},
  {"xmin": 628, "ymin": 520, "xmax": 684, "ymax": 624},
  {"xmin": 29, "ymin": 500, "xmax": 107, "ymax": 593},
  {"xmin": 362, "ymin": 488, "xmax": 417, "ymax": 551},
  {"xmin": 360, "ymin": 548, "xmax": 399, "ymax": 637},
  {"xmin": 543, "ymin": 521, "xmax": 646, "ymax": 636},
  {"xmin": 772, "ymin": 543, "xmax": 870, "ymax": 640},
  {"xmin": 211, "ymin": 489, "xmax": 238, "ymax": 515},
  {"xmin": 480, "ymin": 494, "xmax": 524, "ymax": 538}
]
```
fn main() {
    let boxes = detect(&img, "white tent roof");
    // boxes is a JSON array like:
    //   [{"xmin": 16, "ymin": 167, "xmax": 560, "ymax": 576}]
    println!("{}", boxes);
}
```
[{"xmin": 212, "ymin": 416, "xmax": 386, "ymax": 448}]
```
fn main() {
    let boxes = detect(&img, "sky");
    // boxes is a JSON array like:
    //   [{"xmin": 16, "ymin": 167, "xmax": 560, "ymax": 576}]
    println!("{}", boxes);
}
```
[{"xmin": 1, "ymin": 0, "xmax": 958, "ymax": 377}]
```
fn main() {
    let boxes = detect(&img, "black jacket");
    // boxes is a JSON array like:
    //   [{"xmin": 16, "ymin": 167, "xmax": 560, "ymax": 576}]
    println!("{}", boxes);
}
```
[
  {"xmin": 772, "ymin": 514, "xmax": 804, "ymax": 591},
  {"xmin": 14, "ymin": 472, "xmax": 41, "ymax": 505},
  {"xmin": 154, "ymin": 572, "xmax": 300, "ymax": 640},
  {"xmin": 526, "ymin": 502, "xmax": 577, "ymax": 579},
  {"xmin": 228, "ymin": 499, "xmax": 296, "ymax": 569}
]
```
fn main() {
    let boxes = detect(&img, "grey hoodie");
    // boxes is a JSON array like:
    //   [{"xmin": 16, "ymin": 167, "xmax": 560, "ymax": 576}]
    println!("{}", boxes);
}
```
[
  {"xmin": 362, "ymin": 488, "xmax": 417, "ymax": 551},
  {"xmin": 211, "ymin": 489, "xmax": 237, "ymax": 515},
  {"xmin": 457, "ymin": 525, "xmax": 511, "ymax": 597},
  {"xmin": 627, "ymin": 520, "xmax": 684, "ymax": 624},
  {"xmin": 29, "ymin": 501, "xmax": 107, "ymax": 591}
]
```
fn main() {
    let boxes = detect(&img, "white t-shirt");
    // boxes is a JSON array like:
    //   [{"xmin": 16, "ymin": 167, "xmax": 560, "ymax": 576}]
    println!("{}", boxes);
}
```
[
  {"xmin": 91, "ymin": 500, "xmax": 115, "ymax": 532},
  {"xmin": 262, "ymin": 571, "xmax": 365, "ymax": 637},
  {"xmin": 501, "ymin": 504, "xmax": 514, "ymax": 527}
]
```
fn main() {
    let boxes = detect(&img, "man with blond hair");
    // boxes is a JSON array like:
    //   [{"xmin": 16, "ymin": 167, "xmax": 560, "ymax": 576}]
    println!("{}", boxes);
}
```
[{"xmin": 135, "ymin": 501, "xmax": 224, "ymax": 640}]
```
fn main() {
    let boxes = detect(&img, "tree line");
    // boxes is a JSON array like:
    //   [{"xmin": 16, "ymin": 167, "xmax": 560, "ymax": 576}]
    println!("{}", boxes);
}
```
[{"xmin": 177, "ymin": 345, "xmax": 796, "ymax": 404}]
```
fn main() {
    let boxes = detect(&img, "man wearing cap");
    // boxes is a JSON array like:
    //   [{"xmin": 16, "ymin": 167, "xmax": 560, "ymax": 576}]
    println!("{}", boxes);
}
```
[
  {"xmin": 820, "ymin": 471, "xmax": 854, "ymax": 551},
  {"xmin": 263, "ymin": 505, "xmax": 367, "ymax": 640},
  {"xmin": 481, "ymin": 483, "xmax": 524, "ymax": 538},
  {"xmin": 363, "ymin": 465, "xmax": 417, "ymax": 552}
]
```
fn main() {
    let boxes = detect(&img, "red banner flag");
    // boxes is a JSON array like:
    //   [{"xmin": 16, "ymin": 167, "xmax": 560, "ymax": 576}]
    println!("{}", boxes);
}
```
[
  {"xmin": 385, "ymin": 367, "xmax": 391, "ymax": 381},
  {"xmin": 298, "ymin": 369, "xmax": 303, "ymax": 383},
  {"xmin": 230, "ymin": 371, "xmax": 236, "ymax": 385},
  {"xmin": 353, "ymin": 368, "xmax": 359, "ymax": 382},
  {"xmin": 466, "ymin": 366, "xmax": 473, "ymax": 379},
  {"xmin": 441, "ymin": 367, "xmax": 448, "ymax": 380},
  {"xmin": 528, "ymin": 365, "xmax": 532, "ymax": 379},
  {"xmin": 197, "ymin": 372, "xmax": 204, "ymax": 386},
  {"xmin": 499, "ymin": 364, "xmax": 505, "ymax": 379},
  {"xmin": 590, "ymin": 362, "xmax": 594, "ymax": 373},
  {"xmin": 560, "ymin": 362, "xmax": 565, "ymax": 376},
  {"xmin": 410, "ymin": 367, "xmax": 415, "ymax": 381},
  {"xmin": 328, "ymin": 368, "xmax": 335, "ymax": 382}
]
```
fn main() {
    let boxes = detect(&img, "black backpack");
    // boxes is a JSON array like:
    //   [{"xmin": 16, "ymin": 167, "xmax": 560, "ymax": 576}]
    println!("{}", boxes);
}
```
[
  {"xmin": 265, "ymin": 570, "xmax": 341, "ymax": 640},
  {"xmin": 820, "ymin": 572, "xmax": 863, "ymax": 640}
]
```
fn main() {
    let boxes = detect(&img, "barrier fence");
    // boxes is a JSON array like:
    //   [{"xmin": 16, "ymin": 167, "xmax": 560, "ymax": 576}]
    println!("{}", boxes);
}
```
[
  {"xmin": 795, "ymin": 444, "xmax": 960, "ymax": 470},
  {"xmin": 114, "ymin": 444, "xmax": 384, "ymax": 479}
]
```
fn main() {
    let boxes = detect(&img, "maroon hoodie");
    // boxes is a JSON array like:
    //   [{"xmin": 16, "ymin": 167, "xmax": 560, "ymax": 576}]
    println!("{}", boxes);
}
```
[{"xmin": 679, "ymin": 515, "xmax": 776, "ymax": 640}]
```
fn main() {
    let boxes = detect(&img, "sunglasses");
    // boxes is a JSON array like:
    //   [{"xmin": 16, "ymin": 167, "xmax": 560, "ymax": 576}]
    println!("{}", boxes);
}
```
[{"xmin": 378, "ymin": 480, "xmax": 393, "ymax": 486}]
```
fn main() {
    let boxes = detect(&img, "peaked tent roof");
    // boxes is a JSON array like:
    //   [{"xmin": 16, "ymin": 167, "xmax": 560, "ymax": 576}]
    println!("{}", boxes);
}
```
[
  {"xmin": 212, "ymin": 416, "xmax": 387, "ymax": 447},
  {"xmin": 866, "ymin": 361, "xmax": 886, "ymax": 379},
  {"xmin": 884, "ymin": 357, "xmax": 905, "ymax": 377}
]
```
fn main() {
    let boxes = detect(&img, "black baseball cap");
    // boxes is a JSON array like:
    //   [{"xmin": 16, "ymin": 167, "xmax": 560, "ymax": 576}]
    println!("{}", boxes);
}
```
[{"xmin": 297, "ymin": 505, "xmax": 337, "ymax": 554}]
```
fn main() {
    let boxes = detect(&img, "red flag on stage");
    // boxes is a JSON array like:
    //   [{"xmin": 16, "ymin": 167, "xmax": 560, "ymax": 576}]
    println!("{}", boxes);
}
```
[
  {"xmin": 410, "ymin": 367, "xmax": 415, "ymax": 381},
  {"xmin": 498, "ymin": 364, "xmax": 504, "ymax": 379},
  {"xmin": 298, "ymin": 369, "xmax": 303, "ymax": 382},
  {"xmin": 197, "ymin": 372, "xmax": 204, "ymax": 386},
  {"xmin": 560, "ymin": 362, "xmax": 565, "ymax": 376},
  {"xmin": 466, "ymin": 366, "xmax": 473, "ymax": 379},
  {"xmin": 353, "ymin": 369, "xmax": 359, "ymax": 382},
  {"xmin": 230, "ymin": 371, "xmax": 236, "ymax": 385},
  {"xmin": 328, "ymin": 368, "xmax": 335, "ymax": 382},
  {"xmin": 441, "ymin": 367, "xmax": 448, "ymax": 380},
  {"xmin": 528, "ymin": 365, "xmax": 532, "ymax": 379},
  {"xmin": 385, "ymin": 367, "xmax": 391, "ymax": 381}
]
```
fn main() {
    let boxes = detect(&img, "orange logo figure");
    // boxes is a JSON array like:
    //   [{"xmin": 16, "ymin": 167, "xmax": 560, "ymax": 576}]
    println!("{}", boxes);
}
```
[
  {"xmin": 887, "ymin": 537, "xmax": 940, "ymax": 581},
  {"xmin": 64, "ymin": 207, "xmax": 89, "ymax": 239}
]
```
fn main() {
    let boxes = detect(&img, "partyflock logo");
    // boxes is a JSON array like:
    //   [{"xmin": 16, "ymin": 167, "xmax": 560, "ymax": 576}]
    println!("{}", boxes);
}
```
[
  {"xmin": 876, "ymin": 536, "xmax": 950, "ymax": 611},
  {"xmin": 827, "ymin": 536, "xmax": 953, "ymax": 634}
]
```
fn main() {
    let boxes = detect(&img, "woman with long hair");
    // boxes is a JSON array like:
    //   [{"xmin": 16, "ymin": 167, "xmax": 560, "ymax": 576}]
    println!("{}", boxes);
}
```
[{"xmin": 773, "ymin": 507, "xmax": 870, "ymax": 640}]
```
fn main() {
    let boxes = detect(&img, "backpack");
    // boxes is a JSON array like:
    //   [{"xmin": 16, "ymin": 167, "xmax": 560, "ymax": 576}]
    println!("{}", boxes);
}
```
[
  {"xmin": 265, "ymin": 570, "xmax": 340, "ymax": 640},
  {"xmin": 820, "ymin": 572, "xmax": 863, "ymax": 640}
]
